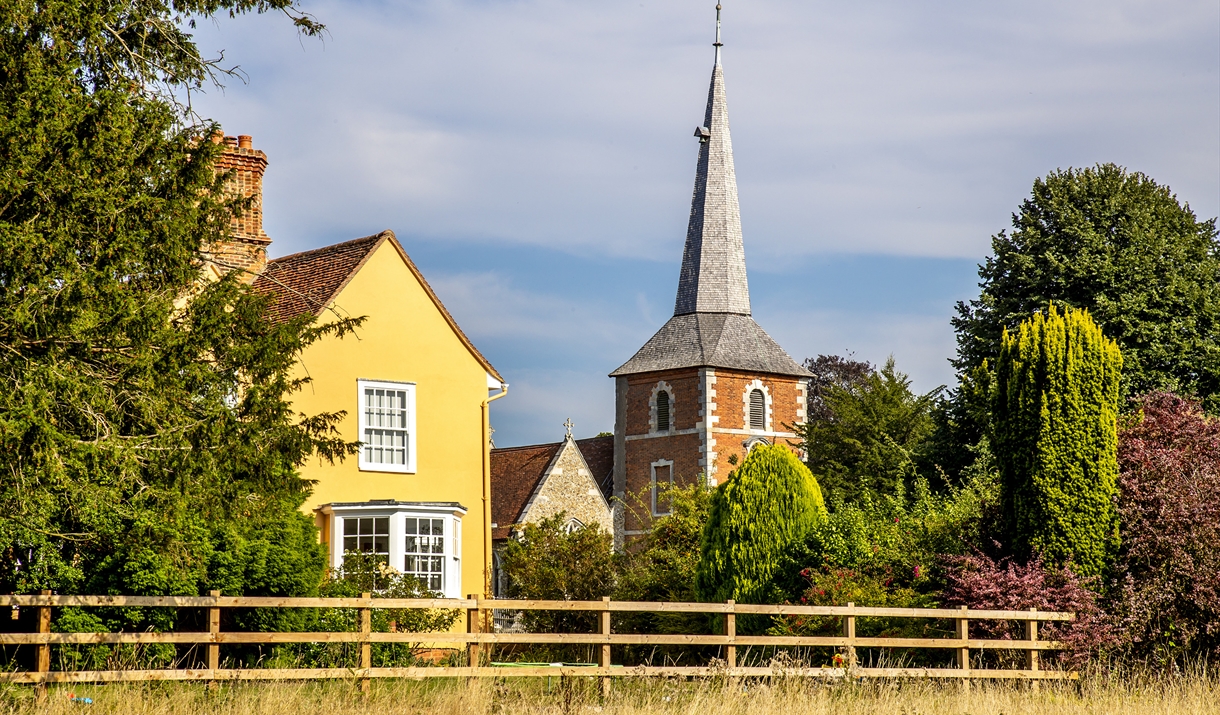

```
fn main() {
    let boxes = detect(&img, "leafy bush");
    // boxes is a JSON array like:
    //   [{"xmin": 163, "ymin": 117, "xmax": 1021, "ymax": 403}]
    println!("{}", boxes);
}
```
[
  {"xmin": 615, "ymin": 480, "xmax": 715, "ymax": 650},
  {"xmin": 500, "ymin": 513, "xmax": 615, "ymax": 633},
  {"xmin": 994, "ymin": 304, "xmax": 1122, "ymax": 576},
  {"xmin": 1112, "ymin": 392, "xmax": 1220, "ymax": 662},
  {"xmin": 696, "ymin": 444, "xmax": 827, "ymax": 608},
  {"xmin": 258, "ymin": 552, "xmax": 459, "ymax": 670},
  {"xmin": 775, "ymin": 471, "xmax": 1000, "ymax": 602},
  {"xmin": 942, "ymin": 552, "xmax": 1114, "ymax": 668}
]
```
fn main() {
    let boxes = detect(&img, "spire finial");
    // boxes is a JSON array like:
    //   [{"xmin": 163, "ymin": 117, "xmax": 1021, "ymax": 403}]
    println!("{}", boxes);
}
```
[{"xmin": 713, "ymin": 3, "xmax": 723, "ymax": 65}]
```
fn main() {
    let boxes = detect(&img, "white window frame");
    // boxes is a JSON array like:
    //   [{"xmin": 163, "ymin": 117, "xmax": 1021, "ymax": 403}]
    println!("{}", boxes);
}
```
[
  {"xmin": 322, "ymin": 503, "xmax": 466, "ymax": 599},
  {"xmin": 651, "ymin": 459, "xmax": 675, "ymax": 516},
  {"xmin": 357, "ymin": 379, "xmax": 417, "ymax": 473}
]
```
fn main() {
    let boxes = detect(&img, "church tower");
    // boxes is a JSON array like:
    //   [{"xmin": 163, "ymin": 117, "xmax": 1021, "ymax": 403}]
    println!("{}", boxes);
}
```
[{"xmin": 610, "ymin": 5, "xmax": 811, "ymax": 540}]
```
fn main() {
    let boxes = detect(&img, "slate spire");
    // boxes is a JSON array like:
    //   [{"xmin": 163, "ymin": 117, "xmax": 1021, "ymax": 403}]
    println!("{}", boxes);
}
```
[{"xmin": 674, "ymin": 3, "xmax": 750, "ymax": 317}]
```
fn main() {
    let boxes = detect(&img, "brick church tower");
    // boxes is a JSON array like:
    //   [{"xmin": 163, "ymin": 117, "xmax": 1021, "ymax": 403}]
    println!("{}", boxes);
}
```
[{"xmin": 610, "ymin": 6, "xmax": 811, "ymax": 540}]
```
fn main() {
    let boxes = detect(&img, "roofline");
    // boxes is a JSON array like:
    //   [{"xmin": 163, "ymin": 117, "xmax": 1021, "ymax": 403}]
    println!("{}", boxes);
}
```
[
  {"xmin": 381, "ymin": 232, "xmax": 505, "ymax": 383},
  {"xmin": 266, "ymin": 230, "xmax": 504, "ymax": 383},
  {"xmin": 492, "ymin": 441, "xmax": 563, "ymax": 454}
]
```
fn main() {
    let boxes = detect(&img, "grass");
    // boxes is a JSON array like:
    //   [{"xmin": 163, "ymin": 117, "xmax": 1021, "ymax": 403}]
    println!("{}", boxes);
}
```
[{"xmin": 1, "ymin": 669, "xmax": 1216, "ymax": 715}]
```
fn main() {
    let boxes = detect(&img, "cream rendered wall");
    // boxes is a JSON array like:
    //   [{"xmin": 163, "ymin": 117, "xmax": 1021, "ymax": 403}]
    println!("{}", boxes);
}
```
[{"xmin": 291, "ymin": 239, "xmax": 491, "ymax": 598}]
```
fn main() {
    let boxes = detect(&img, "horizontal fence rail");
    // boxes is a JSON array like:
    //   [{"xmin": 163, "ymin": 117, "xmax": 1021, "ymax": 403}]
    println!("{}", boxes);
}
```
[{"xmin": 0, "ymin": 592, "xmax": 1077, "ymax": 691}]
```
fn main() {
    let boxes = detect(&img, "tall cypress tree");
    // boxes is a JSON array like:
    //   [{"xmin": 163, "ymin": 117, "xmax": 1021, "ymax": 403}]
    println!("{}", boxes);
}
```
[
  {"xmin": 695, "ymin": 444, "xmax": 827, "ymax": 605},
  {"xmin": 994, "ymin": 305, "xmax": 1122, "ymax": 576}
]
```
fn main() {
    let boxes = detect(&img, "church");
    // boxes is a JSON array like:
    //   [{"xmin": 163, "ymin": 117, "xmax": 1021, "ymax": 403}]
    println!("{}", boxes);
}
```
[{"xmin": 493, "ymin": 7, "xmax": 810, "ymax": 546}]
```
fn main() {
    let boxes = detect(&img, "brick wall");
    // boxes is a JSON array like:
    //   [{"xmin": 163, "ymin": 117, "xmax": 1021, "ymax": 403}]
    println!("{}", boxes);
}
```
[{"xmin": 205, "ymin": 134, "xmax": 270, "ymax": 284}]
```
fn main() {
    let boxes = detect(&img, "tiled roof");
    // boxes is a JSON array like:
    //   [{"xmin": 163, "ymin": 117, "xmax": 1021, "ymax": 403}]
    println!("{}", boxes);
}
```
[
  {"xmin": 575, "ymin": 435, "xmax": 615, "ymax": 502},
  {"xmin": 490, "ymin": 442, "xmax": 561, "ymax": 541},
  {"xmin": 610, "ymin": 312, "xmax": 811, "ymax": 378},
  {"xmin": 490, "ymin": 435, "xmax": 616, "ymax": 540},
  {"xmin": 252, "ymin": 230, "xmax": 502, "ymax": 381},
  {"xmin": 253, "ymin": 233, "xmax": 382, "ymax": 323}
]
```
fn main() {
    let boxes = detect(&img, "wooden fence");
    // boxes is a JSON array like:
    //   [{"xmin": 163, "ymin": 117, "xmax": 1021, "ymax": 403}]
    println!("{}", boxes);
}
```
[{"xmin": 0, "ymin": 592, "xmax": 1077, "ymax": 691}]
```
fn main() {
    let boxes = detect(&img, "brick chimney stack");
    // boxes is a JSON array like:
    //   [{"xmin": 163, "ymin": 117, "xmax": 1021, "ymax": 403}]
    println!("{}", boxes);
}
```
[{"xmin": 207, "ymin": 132, "xmax": 271, "ymax": 283}]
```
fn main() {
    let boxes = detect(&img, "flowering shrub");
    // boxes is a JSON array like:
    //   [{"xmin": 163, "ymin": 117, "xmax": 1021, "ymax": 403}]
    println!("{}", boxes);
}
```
[
  {"xmin": 1113, "ymin": 392, "xmax": 1220, "ymax": 661},
  {"xmin": 942, "ymin": 552, "xmax": 1113, "ymax": 667}
]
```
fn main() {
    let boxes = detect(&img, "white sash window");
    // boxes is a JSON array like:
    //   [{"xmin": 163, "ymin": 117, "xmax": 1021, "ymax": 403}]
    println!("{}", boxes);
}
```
[
  {"xmin": 358, "ymin": 379, "xmax": 416, "ymax": 473},
  {"xmin": 404, "ymin": 517, "xmax": 446, "ymax": 591}
]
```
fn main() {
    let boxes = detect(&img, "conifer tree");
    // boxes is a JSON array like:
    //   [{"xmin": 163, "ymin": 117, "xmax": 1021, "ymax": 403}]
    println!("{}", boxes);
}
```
[
  {"xmin": 0, "ymin": 0, "xmax": 354, "ymax": 607},
  {"xmin": 696, "ymin": 444, "xmax": 827, "ymax": 604},
  {"xmin": 994, "ymin": 305, "xmax": 1122, "ymax": 576}
]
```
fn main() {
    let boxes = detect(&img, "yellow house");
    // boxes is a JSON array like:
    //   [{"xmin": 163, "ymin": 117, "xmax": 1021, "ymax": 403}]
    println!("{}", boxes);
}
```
[
  {"xmin": 207, "ymin": 134, "xmax": 505, "ymax": 598},
  {"xmin": 251, "ymin": 230, "xmax": 506, "ymax": 598}
]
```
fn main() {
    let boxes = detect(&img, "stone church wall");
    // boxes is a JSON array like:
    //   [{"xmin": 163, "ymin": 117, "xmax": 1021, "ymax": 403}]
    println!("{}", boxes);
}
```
[{"xmin": 521, "ymin": 441, "xmax": 613, "ymax": 536}]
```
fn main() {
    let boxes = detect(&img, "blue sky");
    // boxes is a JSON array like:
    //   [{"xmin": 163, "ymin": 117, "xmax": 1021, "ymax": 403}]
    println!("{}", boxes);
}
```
[{"xmin": 188, "ymin": 0, "xmax": 1220, "ymax": 447}]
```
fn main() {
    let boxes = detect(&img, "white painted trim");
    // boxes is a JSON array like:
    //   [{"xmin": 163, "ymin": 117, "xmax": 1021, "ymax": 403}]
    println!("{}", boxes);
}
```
[
  {"xmin": 319, "ymin": 502, "xmax": 466, "ymax": 598},
  {"xmin": 357, "ymin": 378, "xmax": 417, "ymax": 473}
]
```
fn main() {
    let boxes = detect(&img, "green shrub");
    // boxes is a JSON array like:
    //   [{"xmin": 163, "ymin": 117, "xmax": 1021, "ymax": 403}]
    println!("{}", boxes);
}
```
[
  {"xmin": 695, "ymin": 444, "xmax": 827, "ymax": 607},
  {"xmin": 994, "ymin": 304, "xmax": 1122, "ymax": 576}
]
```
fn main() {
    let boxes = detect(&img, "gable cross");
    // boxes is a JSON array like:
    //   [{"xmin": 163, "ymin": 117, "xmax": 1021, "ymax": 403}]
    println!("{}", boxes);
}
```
[{"xmin": 563, "ymin": 418, "xmax": 574, "ymax": 438}]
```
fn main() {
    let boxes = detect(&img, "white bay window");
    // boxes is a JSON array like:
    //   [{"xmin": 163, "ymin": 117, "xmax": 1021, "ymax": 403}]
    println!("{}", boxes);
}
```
[{"xmin": 318, "ymin": 501, "xmax": 466, "ymax": 599}]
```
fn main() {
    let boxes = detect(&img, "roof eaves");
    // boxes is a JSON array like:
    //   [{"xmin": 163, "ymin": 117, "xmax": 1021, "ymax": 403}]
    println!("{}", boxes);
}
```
[{"xmin": 382, "ymin": 232, "xmax": 504, "ymax": 383}]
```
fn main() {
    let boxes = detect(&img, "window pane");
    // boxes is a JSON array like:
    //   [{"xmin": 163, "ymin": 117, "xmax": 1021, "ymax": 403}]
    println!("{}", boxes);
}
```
[
  {"xmin": 374, "ymin": 517, "xmax": 389, "ymax": 535},
  {"xmin": 343, "ymin": 519, "xmax": 357, "ymax": 536},
  {"xmin": 343, "ymin": 536, "xmax": 356, "ymax": 552},
  {"xmin": 404, "ymin": 518, "xmax": 417, "ymax": 534}
]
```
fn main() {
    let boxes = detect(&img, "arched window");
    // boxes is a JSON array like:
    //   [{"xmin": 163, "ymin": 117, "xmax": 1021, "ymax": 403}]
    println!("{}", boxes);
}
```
[
  {"xmin": 564, "ymin": 518, "xmax": 585, "ymax": 534},
  {"xmin": 656, "ymin": 390, "xmax": 671, "ymax": 432},
  {"xmin": 749, "ymin": 389, "xmax": 765, "ymax": 431}
]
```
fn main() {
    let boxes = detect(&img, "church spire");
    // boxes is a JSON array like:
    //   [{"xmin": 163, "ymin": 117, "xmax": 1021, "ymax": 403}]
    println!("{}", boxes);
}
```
[{"xmin": 673, "ymin": 2, "xmax": 750, "ymax": 317}]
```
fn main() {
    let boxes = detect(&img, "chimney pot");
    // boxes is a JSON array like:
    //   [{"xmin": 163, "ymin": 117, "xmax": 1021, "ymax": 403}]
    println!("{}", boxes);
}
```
[
  {"xmin": 238, "ymin": 135, "xmax": 253, "ymax": 150},
  {"xmin": 224, "ymin": 135, "xmax": 238, "ymax": 148},
  {"xmin": 210, "ymin": 130, "xmax": 223, "ymax": 144}
]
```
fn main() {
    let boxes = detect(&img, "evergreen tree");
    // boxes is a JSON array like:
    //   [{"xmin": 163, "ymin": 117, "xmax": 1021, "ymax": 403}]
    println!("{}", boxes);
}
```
[
  {"xmin": 953, "ymin": 164, "xmax": 1220, "ymax": 408},
  {"xmin": 695, "ymin": 444, "xmax": 827, "ymax": 605},
  {"xmin": 994, "ymin": 305, "xmax": 1122, "ymax": 577},
  {"xmin": 798, "ymin": 356, "xmax": 940, "ymax": 504},
  {"xmin": 0, "ymin": 0, "xmax": 355, "ymax": 606}
]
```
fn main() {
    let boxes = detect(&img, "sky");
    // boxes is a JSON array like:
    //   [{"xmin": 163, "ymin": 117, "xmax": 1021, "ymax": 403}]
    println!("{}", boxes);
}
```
[{"xmin": 187, "ymin": 0, "xmax": 1220, "ymax": 447}]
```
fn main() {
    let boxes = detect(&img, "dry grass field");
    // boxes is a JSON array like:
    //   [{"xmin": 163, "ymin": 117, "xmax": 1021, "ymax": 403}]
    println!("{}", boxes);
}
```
[{"xmin": 1, "ymin": 670, "xmax": 1216, "ymax": 715}]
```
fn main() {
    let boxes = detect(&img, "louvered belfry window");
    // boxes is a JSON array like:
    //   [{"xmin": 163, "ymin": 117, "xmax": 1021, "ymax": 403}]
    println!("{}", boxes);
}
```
[
  {"xmin": 749, "ymin": 389, "xmax": 765, "ymax": 431},
  {"xmin": 656, "ymin": 390, "xmax": 671, "ymax": 432}
]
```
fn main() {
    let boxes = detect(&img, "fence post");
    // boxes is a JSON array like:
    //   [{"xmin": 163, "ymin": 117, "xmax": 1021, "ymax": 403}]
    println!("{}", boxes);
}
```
[
  {"xmin": 207, "ymin": 590, "xmax": 221, "ymax": 690},
  {"xmin": 955, "ymin": 605, "xmax": 970, "ymax": 672},
  {"xmin": 1026, "ymin": 607, "xmax": 1040, "ymax": 690},
  {"xmin": 35, "ymin": 590, "xmax": 50, "ymax": 704},
  {"xmin": 466, "ymin": 593, "xmax": 482, "ymax": 670},
  {"xmin": 359, "ymin": 592, "xmax": 371, "ymax": 694},
  {"xmin": 599, "ymin": 596, "xmax": 612, "ymax": 698},
  {"xmin": 842, "ymin": 601, "xmax": 856, "ymax": 670},
  {"xmin": 717, "ymin": 597, "xmax": 736, "ymax": 668}
]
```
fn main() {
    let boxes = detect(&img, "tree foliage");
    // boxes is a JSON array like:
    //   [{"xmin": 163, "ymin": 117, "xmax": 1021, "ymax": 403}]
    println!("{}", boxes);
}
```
[
  {"xmin": 500, "ymin": 513, "xmax": 615, "ymax": 633},
  {"xmin": 696, "ymin": 444, "xmax": 827, "ymax": 606},
  {"xmin": 942, "ymin": 552, "xmax": 1114, "ymax": 668},
  {"xmin": 994, "ymin": 305, "xmax": 1122, "ymax": 576},
  {"xmin": 953, "ymin": 163, "xmax": 1220, "ymax": 409},
  {"xmin": 1113, "ymin": 392, "xmax": 1220, "ymax": 661},
  {"xmin": 798, "ymin": 356, "xmax": 940, "ymax": 505},
  {"xmin": 0, "ymin": 0, "xmax": 357, "ymax": 604}
]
